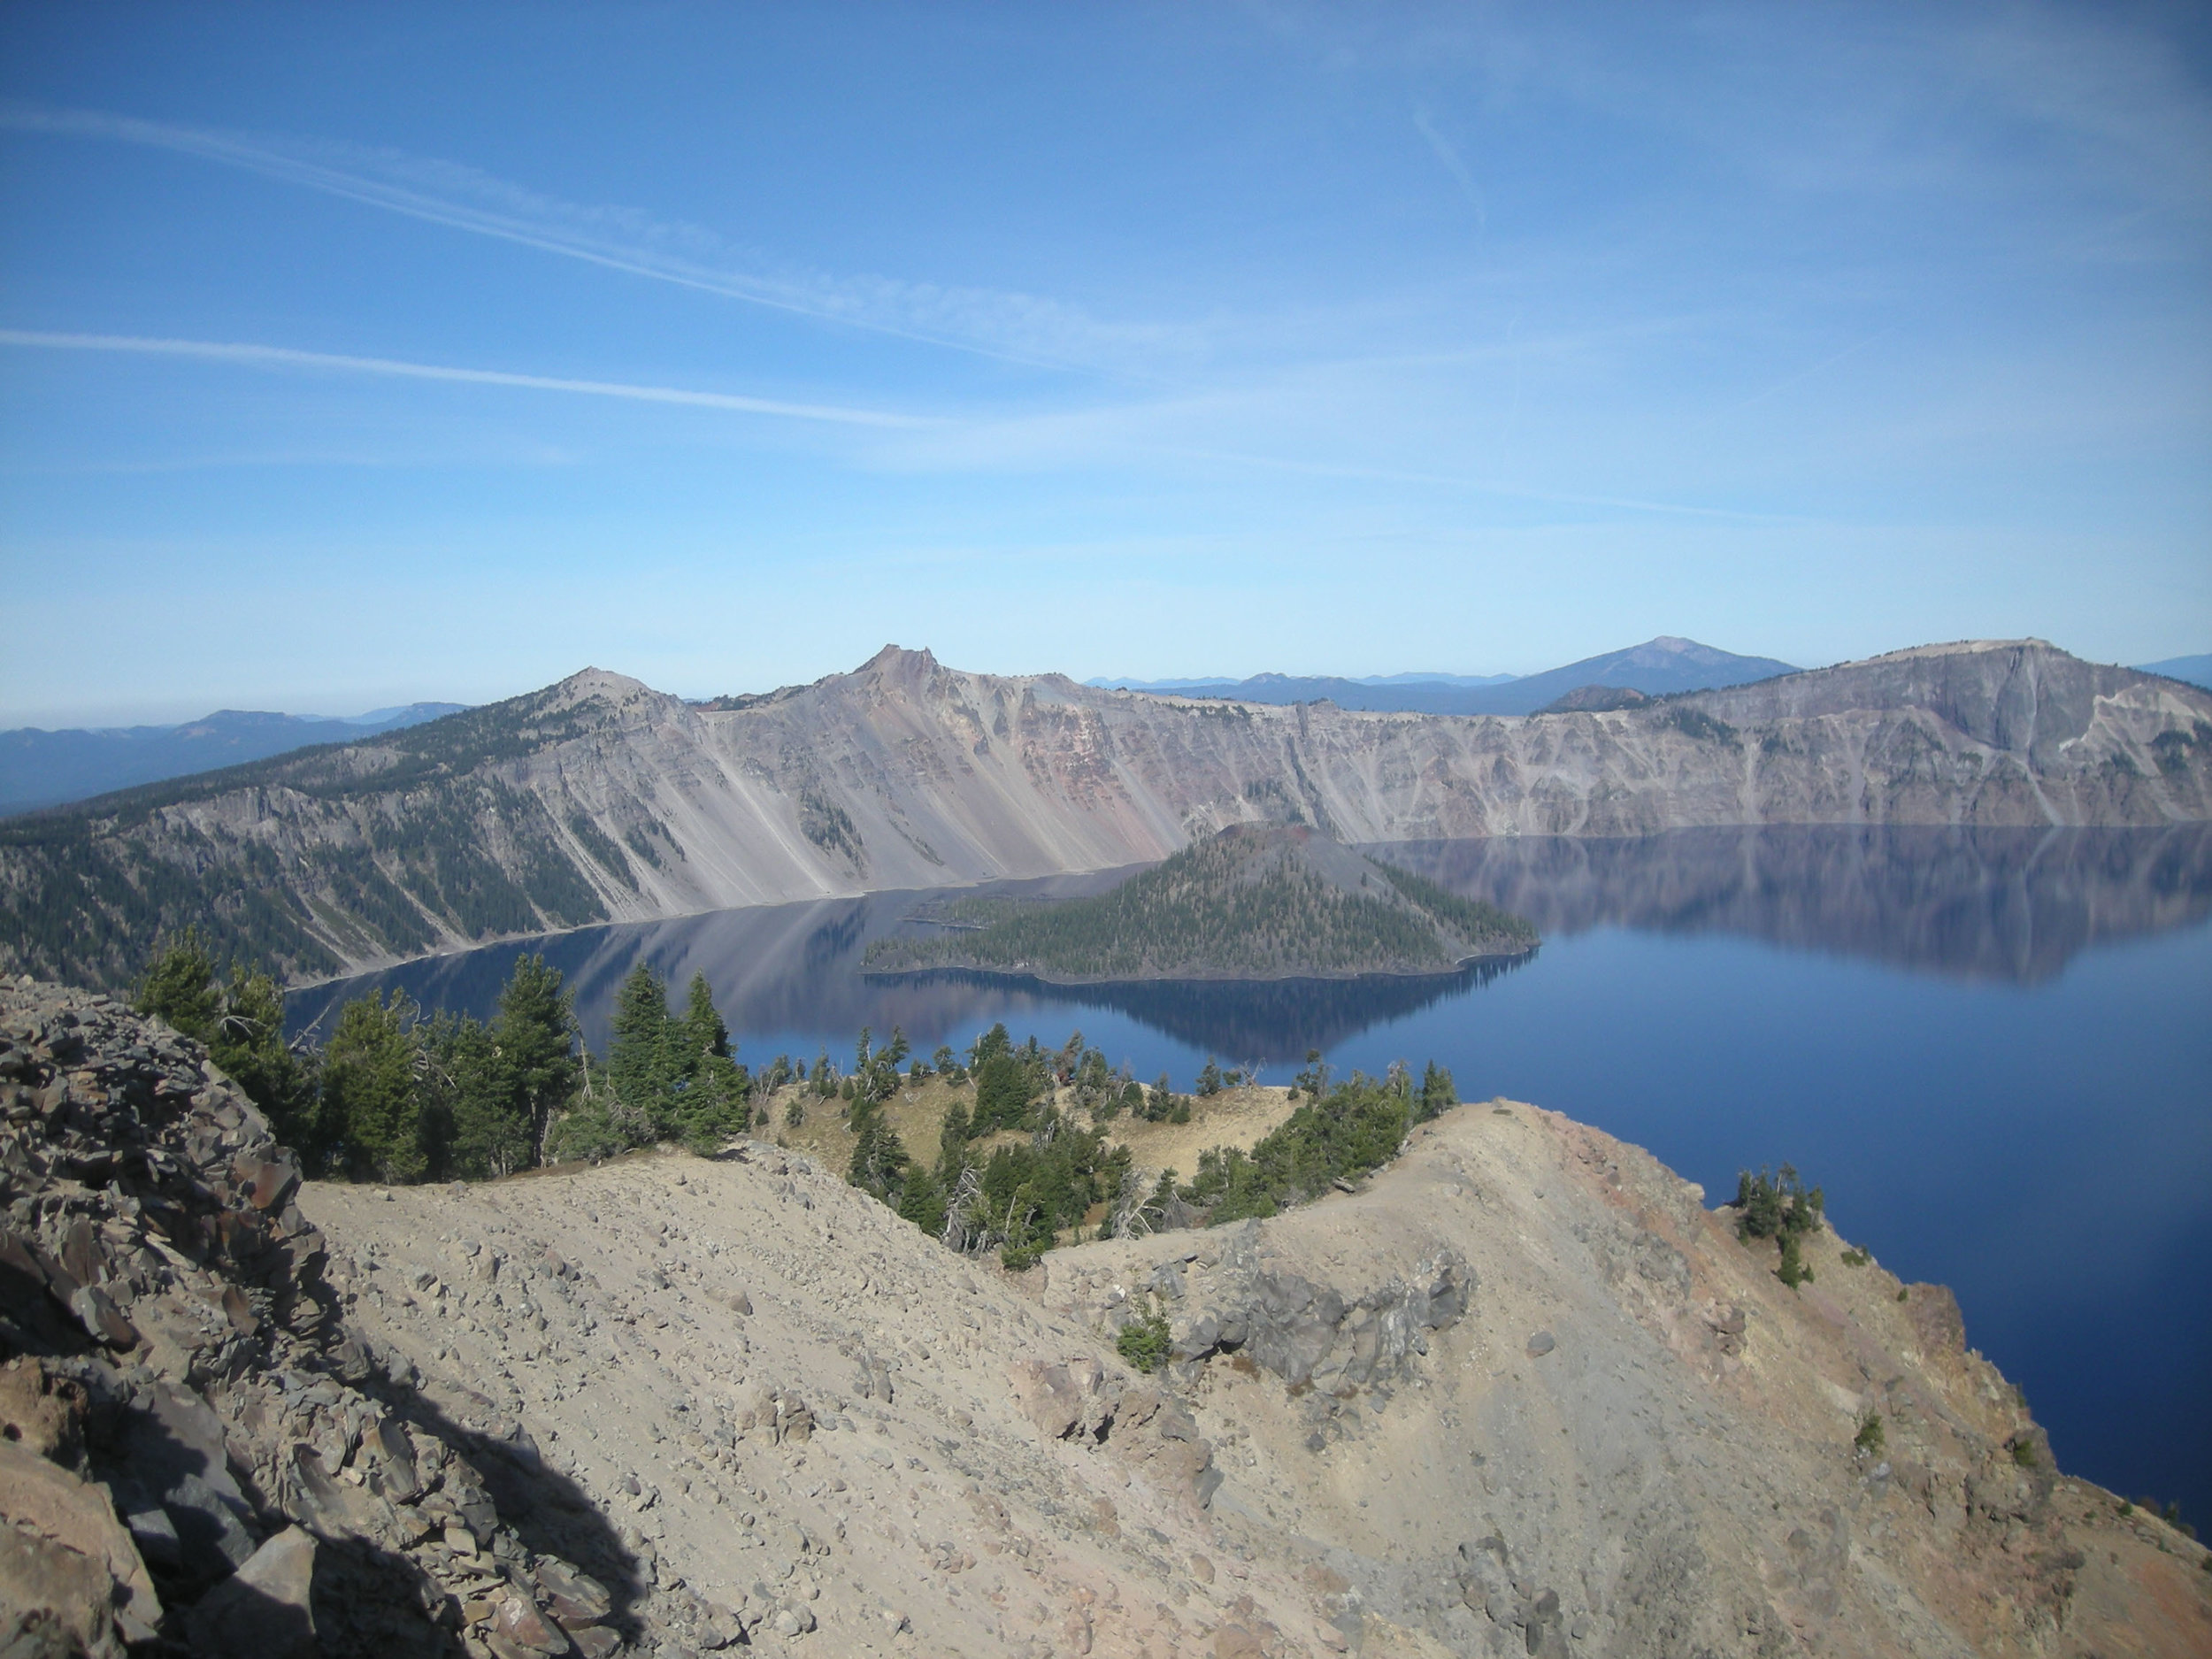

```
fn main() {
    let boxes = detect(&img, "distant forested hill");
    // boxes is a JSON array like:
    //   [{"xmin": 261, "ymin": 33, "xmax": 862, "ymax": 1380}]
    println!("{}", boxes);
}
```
[
  {"xmin": 1095, "ymin": 637, "xmax": 1798, "ymax": 715},
  {"xmin": 0, "ymin": 703, "xmax": 466, "ymax": 813},
  {"xmin": 862, "ymin": 825, "xmax": 1533, "ymax": 980},
  {"xmin": 2139, "ymin": 654, "xmax": 2212, "ymax": 692}
]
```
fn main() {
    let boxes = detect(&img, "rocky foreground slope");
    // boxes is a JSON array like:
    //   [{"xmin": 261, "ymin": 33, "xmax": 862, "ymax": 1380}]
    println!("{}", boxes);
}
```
[
  {"xmin": 6, "ymin": 981, "xmax": 2208, "ymax": 1657},
  {"xmin": 4, "ymin": 639, "xmax": 2208, "ymax": 992}
]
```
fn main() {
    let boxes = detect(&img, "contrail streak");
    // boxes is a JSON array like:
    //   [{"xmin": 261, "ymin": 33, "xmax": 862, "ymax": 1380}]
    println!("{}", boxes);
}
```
[
  {"xmin": 0, "ymin": 329, "xmax": 930, "ymax": 427},
  {"xmin": 0, "ymin": 103, "xmax": 1110, "ymax": 373}
]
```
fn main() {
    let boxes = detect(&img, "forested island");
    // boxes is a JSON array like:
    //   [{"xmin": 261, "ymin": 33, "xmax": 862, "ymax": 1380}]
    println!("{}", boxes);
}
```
[{"xmin": 863, "ymin": 823, "xmax": 1538, "ymax": 982}]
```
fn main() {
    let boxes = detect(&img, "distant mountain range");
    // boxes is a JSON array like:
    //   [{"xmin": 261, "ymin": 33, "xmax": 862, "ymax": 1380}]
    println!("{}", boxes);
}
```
[
  {"xmin": 0, "ymin": 703, "xmax": 468, "ymax": 814},
  {"xmin": 4, "ymin": 638, "xmax": 2207, "ymax": 995},
  {"xmin": 2139, "ymin": 654, "xmax": 2212, "ymax": 692},
  {"xmin": 1096, "ymin": 670, "xmax": 1521, "ymax": 692},
  {"xmin": 1090, "ymin": 636, "xmax": 1798, "ymax": 715}
]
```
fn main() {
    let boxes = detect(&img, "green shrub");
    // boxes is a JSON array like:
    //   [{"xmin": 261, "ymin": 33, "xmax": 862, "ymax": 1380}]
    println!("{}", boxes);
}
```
[
  {"xmin": 1855, "ymin": 1410, "xmax": 1886, "ymax": 1455},
  {"xmin": 2010, "ymin": 1440, "xmax": 2038, "ymax": 1469},
  {"xmin": 1839, "ymin": 1247, "xmax": 1870, "ymax": 1267},
  {"xmin": 1116, "ymin": 1304, "xmax": 1172, "ymax": 1374},
  {"xmin": 1775, "ymin": 1233, "xmax": 1813, "ymax": 1288}
]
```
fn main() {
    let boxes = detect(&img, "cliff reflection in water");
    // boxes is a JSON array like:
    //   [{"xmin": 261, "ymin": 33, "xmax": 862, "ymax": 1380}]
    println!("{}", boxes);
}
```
[
  {"xmin": 1374, "ymin": 824, "xmax": 2212, "ymax": 985},
  {"xmin": 286, "ymin": 825, "xmax": 2212, "ymax": 1053}
]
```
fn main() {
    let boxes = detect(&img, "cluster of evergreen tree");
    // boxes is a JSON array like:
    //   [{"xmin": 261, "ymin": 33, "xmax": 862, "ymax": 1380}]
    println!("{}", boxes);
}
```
[
  {"xmin": 833, "ymin": 1020, "xmax": 1462, "ymax": 1270},
  {"xmin": 548, "ymin": 964, "xmax": 753, "ymax": 1162},
  {"xmin": 1735, "ymin": 1164, "xmax": 1825, "ymax": 1287},
  {"xmin": 136, "ymin": 936, "xmax": 754, "ymax": 1184},
  {"xmin": 841, "ymin": 1021, "xmax": 1164, "ymax": 1270},
  {"xmin": 1175, "ymin": 1056, "xmax": 1455, "ymax": 1224},
  {"xmin": 141, "ymin": 930, "xmax": 1472, "ymax": 1274}
]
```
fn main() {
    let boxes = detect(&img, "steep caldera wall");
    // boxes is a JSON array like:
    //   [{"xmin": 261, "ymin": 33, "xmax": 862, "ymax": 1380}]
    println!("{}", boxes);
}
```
[{"xmin": 4, "ymin": 640, "xmax": 2208, "ymax": 989}]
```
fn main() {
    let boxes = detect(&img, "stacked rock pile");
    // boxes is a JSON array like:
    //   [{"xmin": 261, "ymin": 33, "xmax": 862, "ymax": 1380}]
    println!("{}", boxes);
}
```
[{"xmin": 0, "ymin": 977, "xmax": 725, "ymax": 1657}]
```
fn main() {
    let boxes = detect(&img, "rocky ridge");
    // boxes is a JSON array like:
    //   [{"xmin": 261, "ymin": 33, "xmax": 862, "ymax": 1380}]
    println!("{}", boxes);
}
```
[
  {"xmin": 0, "ymin": 976, "xmax": 770, "ymax": 1657},
  {"xmin": 10, "ymin": 979, "xmax": 2206, "ymax": 1656},
  {"xmin": 4, "ymin": 639, "xmax": 2208, "ymax": 992}
]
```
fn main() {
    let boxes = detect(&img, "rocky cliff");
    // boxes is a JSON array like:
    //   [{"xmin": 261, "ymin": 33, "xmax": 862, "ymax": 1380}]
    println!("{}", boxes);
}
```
[
  {"xmin": 4, "ymin": 640, "xmax": 2207, "ymax": 990},
  {"xmin": 7, "ymin": 981, "xmax": 2206, "ymax": 1656}
]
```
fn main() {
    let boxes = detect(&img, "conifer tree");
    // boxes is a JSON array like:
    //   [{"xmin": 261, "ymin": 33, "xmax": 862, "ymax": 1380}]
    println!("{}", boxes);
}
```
[
  {"xmin": 1417, "ymin": 1060, "xmax": 1458, "ymax": 1122},
  {"xmin": 138, "ymin": 931, "xmax": 319, "ymax": 1159},
  {"xmin": 609, "ymin": 964, "xmax": 677, "ymax": 1134},
  {"xmin": 322, "ymin": 991, "xmax": 428, "ymax": 1182},
  {"xmin": 495, "ymin": 954, "xmax": 582, "ymax": 1163}
]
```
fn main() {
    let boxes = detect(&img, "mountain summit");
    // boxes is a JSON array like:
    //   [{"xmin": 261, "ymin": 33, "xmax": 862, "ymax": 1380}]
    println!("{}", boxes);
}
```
[{"xmin": 1, "ymin": 639, "xmax": 2205, "ymax": 993}]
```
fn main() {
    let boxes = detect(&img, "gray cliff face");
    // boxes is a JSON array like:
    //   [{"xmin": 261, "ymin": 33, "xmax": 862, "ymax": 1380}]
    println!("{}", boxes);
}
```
[{"xmin": 4, "ymin": 640, "xmax": 2208, "ymax": 987}]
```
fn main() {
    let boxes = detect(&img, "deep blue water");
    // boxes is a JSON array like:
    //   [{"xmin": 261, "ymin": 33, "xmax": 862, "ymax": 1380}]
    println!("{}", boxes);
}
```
[{"xmin": 288, "ymin": 826, "xmax": 2212, "ymax": 1525}]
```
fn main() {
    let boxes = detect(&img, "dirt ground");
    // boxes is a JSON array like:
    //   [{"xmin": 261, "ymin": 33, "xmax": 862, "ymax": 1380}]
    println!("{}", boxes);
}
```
[{"xmin": 300, "ymin": 1097, "xmax": 2212, "ymax": 1658}]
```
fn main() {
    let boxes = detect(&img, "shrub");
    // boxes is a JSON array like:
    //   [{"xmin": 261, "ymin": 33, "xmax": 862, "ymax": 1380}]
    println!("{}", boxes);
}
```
[
  {"xmin": 1855, "ymin": 1410, "xmax": 1886, "ymax": 1455},
  {"xmin": 1117, "ymin": 1304, "xmax": 1172, "ymax": 1374},
  {"xmin": 2010, "ymin": 1440, "xmax": 2039, "ymax": 1469},
  {"xmin": 1839, "ymin": 1247, "xmax": 1870, "ymax": 1267}
]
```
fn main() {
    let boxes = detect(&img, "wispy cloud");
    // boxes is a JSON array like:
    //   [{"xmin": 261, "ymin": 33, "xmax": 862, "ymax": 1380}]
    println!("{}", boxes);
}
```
[
  {"xmin": 1411, "ymin": 107, "xmax": 1486, "ymax": 228},
  {"xmin": 0, "ymin": 329, "xmax": 928, "ymax": 427},
  {"xmin": 0, "ymin": 102, "xmax": 1180, "ymax": 374}
]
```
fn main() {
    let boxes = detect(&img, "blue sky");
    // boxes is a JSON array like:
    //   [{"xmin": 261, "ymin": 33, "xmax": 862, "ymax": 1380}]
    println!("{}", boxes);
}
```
[{"xmin": 2, "ymin": 2, "xmax": 2208, "ymax": 726}]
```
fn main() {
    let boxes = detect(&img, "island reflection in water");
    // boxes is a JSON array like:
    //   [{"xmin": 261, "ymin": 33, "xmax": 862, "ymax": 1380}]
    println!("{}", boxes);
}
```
[{"xmin": 287, "ymin": 823, "xmax": 2211, "ymax": 1055}]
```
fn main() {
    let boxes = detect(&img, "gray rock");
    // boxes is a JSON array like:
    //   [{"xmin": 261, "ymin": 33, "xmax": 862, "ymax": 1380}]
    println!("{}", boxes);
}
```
[
  {"xmin": 1525, "ymin": 1331, "xmax": 1555, "ymax": 1359},
  {"xmin": 186, "ymin": 1526, "xmax": 316, "ymax": 1659},
  {"xmin": 164, "ymin": 1471, "xmax": 258, "ymax": 1578}
]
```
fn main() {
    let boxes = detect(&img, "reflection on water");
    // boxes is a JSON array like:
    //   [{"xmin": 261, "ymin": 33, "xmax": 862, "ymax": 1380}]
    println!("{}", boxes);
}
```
[
  {"xmin": 869, "ymin": 956, "xmax": 1532, "ymax": 1062},
  {"xmin": 288, "ymin": 826, "xmax": 2212, "ymax": 1049},
  {"xmin": 1378, "ymin": 824, "xmax": 2212, "ymax": 982},
  {"xmin": 286, "ymin": 867, "xmax": 1142, "ymax": 1052}
]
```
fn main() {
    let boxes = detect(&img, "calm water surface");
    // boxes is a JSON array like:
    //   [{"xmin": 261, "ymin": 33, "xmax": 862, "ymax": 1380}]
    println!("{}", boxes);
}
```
[{"xmin": 289, "ymin": 826, "xmax": 2212, "ymax": 1524}]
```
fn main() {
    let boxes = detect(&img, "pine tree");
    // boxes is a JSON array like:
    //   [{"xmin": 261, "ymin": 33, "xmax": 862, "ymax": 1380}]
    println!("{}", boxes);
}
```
[
  {"xmin": 137, "ymin": 931, "xmax": 220, "ymax": 1043},
  {"xmin": 137, "ymin": 933, "xmax": 319, "ymax": 1160},
  {"xmin": 322, "ymin": 991, "xmax": 427, "ymax": 1182},
  {"xmin": 1417, "ymin": 1060, "xmax": 1458, "ymax": 1122},
  {"xmin": 609, "ymin": 964, "xmax": 677, "ymax": 1139},
  {"xmin": 495, "ymin": 954, "xmax": 582, "ymax": 1164},
  {"xmin": 436, "ymin": 1012, "xmax": 527, "ymax": 1179},
  {"xmin": 680, "ymin": 972, "xmax": 730, "ymax": 1064}
]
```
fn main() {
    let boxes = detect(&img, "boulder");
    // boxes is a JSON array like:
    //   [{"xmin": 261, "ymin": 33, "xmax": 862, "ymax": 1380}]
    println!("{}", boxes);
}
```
[
  {"xmin": 185, "ymin": 1526, "xmax": 317, "ymax": 1659},
  {"xmin": 0, "ymin": 1439, "xmax": 164, "ymax": 1655}
]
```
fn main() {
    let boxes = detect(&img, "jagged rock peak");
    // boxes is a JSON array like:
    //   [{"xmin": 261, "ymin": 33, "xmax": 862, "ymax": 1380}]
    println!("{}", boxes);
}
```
[{"xmin": 854, "ymin": 643, "xmax": 941, "ymax": 680}]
